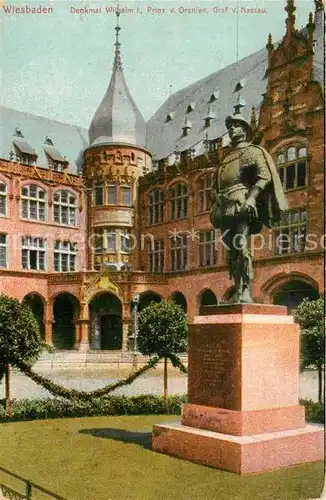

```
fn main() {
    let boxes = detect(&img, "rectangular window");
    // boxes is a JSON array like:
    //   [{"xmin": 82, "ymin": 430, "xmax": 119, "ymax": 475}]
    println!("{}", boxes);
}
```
[
  {"xmin": 0, "ymin": 234, "xmax": 8, "ymax": 268},
  {"xmin": 0, "ymin": 184, "xmax": 7, "ymax": 216},
  {"xmin": 171, "ymin": 234, "xmax": 188, "ymax": 271},
  {"xmin": 199, "ymin": 230, "xmax": 217, "ymax": 267},
  {"xmin": 277, "ymin": 147, "xmax": 307, "ymax": 191},
  {"xmin": 107, "ymin": 231, "xmax": 117, "ymax": 252},
  {"xmin": 121, "ymin": 230, "xmax": 131, "ymax": 253},
  {"xmin": 148, "ymin": 240, "xmax": 164, "ymax": 272},
  {"xmin": 21, "ymin": 236, "xmax": 46, "ymax": 271},
  {"xmin": 274, "ymin": 209, "xmax": 307, "ymax": 255},
  {"xmin": 121, "ymin": 186, "xmax": 132, "ymax": 206},
  {"xmin": 94, "ymin": 186, "xmax": 104, "ymax": 206},
  {"xmin": 107, "ymin": 185, "xmax": 118, "ymax": 205},
  {"xmin": 54, "ymin": 241, "xmax": 77, "ymax": 272}
]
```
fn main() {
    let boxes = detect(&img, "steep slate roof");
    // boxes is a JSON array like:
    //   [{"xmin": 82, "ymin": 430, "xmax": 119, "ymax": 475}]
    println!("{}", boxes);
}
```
[
  {"xmin": 88, "ymin": 20, "xmax": 146, "ymax": 148},
  {"xmin": 0, "ymin": 107, "xmax": 88, "ymax": 174},
  {"xmin": 146, "ymin": 48, "xmax": 268, "ymax": 161},
  {"xmin": 146, "ymin": 8, "xmax": 325, "ymax": 161}
]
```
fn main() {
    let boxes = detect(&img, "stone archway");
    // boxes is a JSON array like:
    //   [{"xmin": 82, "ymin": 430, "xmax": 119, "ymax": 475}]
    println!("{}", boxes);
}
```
[
  {"xmin": 53, "ymin": 293, "xmax": 80, "ymax": 349},
  {"xmin": 138, "ymin": 291, "xmax": 162, "ymax": 312},
  {"xmin": 89, "ymin": 292, "xmax": 123, "ymax": 350},
  {"xmin": 170, "ymin": 291, "xmax": 187, "ymax": 313},
  {"xmin": 199, "ymin": 289, "xmax": 218, "ymax": 311},
  {"xmin": 23, "ymin": 293, "xmax": 45, "ymax": 339},
  {"xmin": 272, "ymin": 280, "xmax": 319, "ymax": 311}
]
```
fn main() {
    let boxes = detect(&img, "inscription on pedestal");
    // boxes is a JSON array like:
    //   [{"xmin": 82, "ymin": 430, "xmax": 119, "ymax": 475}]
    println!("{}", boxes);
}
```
[
  {"xmin": 199, "ymin": 343, "xmax": 227, "ymax": 392},
  {"xmin": 188, "ymin": 324, "xmax": 239, "ymax": 409}
]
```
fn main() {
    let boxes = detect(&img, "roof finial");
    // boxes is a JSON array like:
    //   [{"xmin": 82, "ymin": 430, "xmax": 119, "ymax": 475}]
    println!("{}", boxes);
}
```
[
  {"xmin": 113, "ymin": 1, "xmax": 122, "ymax": 69},
  {"xmin": 285, "ymin": 0, "xmax": 296, "ymax": 35},
  {"xmin": 314, "ymin": 0, "xmax": 324, "ymax": 12}
]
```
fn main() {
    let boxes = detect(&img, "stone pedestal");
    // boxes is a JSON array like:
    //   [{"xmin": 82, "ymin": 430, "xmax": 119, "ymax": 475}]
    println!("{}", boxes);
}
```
[{"xmin": 152, "ymin": 304, "xmax": 324, "ymax": 474}]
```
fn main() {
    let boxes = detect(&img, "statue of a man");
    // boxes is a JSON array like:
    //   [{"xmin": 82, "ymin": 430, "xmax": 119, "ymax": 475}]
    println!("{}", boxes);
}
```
[{"xmin": 210, "ymin": 113, "xmax": 287, "ymax": 303}]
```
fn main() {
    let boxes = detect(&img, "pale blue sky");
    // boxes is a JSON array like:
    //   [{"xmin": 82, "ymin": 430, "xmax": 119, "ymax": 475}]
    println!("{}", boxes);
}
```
[{"xmin": 1, "ymin": 0, "xmax": 313, "ymax": 127}]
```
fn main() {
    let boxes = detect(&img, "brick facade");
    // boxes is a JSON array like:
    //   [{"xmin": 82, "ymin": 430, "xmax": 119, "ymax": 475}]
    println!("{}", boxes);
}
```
[{"xmin": 0, "ymin": 2, "xmax": 324, "ymax": 351}]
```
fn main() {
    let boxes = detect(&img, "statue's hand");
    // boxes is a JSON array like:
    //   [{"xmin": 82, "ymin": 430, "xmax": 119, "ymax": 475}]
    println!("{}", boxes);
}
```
[{"xmin": 240, "ymin": 197, "xmax": 257, "ymax": 216}]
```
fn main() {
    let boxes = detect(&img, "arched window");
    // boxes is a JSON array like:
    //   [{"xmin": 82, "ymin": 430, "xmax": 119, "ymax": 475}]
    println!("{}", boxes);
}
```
[
  {"xmin": 0, "ymin": 183, "xmax": 8, "ymax": 217},
  {"xmin": 198, "ymin": 173, "xmax": 213, "ymax": 213},
  {"xmin": 170, "ymin": 183, "xmax": 188, "ymax": 220},
  {"xmin": 148, "ymin": 189, "xmax": 164, "ymax": 224},
  {"xmin": 21, "ymin": 184, "xmax": 46, "ymax": 221},
  {"xmin": 276, "ymin": 145, "xmax": 307, "ymax": 191},
  {"xmin": 54, "ymin": 190, "xmax": 77, "ymax": 226}
]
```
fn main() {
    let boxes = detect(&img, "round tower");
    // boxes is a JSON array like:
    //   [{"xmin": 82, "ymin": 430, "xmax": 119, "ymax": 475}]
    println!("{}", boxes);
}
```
[{"xmin": 84, "ymin": 13, "xmax": 152, "ymax": 272}]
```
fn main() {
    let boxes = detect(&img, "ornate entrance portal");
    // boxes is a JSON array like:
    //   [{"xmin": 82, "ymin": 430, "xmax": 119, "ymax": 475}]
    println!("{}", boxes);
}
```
[{"xmin": 89, "ymin": 292, "xmax": 123, "ymax": 350}]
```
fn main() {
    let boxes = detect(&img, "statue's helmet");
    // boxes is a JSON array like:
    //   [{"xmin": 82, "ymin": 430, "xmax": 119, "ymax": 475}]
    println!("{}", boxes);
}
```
[{"xmin": 225, "ymin": 113, "xmax": 252, "ymax": 139}]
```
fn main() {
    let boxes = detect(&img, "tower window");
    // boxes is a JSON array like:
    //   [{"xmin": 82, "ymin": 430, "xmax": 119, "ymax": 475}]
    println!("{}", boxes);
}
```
[{"xmin": 94, "ymin": 186, "xmax": 104, "ymax": 206}]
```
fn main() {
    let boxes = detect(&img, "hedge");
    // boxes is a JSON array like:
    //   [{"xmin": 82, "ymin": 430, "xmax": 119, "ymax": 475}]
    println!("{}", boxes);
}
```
[
  {"xmin": 0, "ymin": 394, "xmax": 188, "ymax": 422},
  {"xmin": 0, "ymin": 396, "xmax": 323, "ymax": 424}
]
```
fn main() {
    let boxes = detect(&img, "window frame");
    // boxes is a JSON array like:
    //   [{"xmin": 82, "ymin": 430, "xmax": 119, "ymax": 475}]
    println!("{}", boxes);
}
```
[
  {"xmin": 0, "ymin": 233, "xmax": 8, "ymax": 268},
  {"xmin": 171, "ymin": 234, "xmax": 188, "ymax": 271},
  {"xmin": 273, "ymin": 208, "xmax": 307, "ymax": 256},
  {"xmin": 0, "ymin": 182, "xmax": 8, "ymax": 217},
  {"xmin": 54, "ymin": 240, "xmax": 77, "ymax": 272},
  {"xmin": 170, "ymin": 183, "xmax": 188, "ymax": 220},
  {"xmin": 199, "ymin": 229, "xmax": 217, "ymax": 267},
  {"xmin": 21, "ymin": 184, "xmax": 47, "ymax": 222},
  {"xmin": 148, "ymin": 239, "xmax": 164, "ymax": 272},
  {"xmin": 53, "ymin": 190, "xmax": 77, "ymax": 226},
  {"xmin": 148, "ymin": 188, "xmax": 164, "ymax": 225},
  {"xmin": 276, "ymin": 145, "xmax": 308, "ymax": 192},
  {"xmin": 198, "ymin": 173, "xmax": 213, "ymax": 214},
  {"xmin": 21, "ymin": 236, "xmax": 47, "ymax": 271}
]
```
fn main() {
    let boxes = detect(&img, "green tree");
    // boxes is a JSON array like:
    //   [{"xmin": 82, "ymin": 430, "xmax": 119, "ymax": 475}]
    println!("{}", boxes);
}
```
[
  {"xmin": 137, "ymin": 300, "xmax": 188, "ymax": 409},
  {"xmin": 294, "ymin": 297, "xmax": 324, "ymax": 403},
  {"xmin": 0, "ymin": 294, "xmax": 43, "ymax": 413}
]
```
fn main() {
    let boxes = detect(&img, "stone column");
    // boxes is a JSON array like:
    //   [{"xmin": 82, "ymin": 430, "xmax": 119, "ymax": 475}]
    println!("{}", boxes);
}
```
[
  {"xmin": 44, "ymin": 300, "xmax": 53, "ymax": 345},
  {"xmin": 78, "ymin": 301, "xmax": 90, "ymax": 352}
]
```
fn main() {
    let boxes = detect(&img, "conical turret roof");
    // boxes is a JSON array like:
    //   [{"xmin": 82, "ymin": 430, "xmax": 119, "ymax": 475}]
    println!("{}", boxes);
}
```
[{"xmin": 89, "ymin": 15, "xmax": 146, "ymax": 148}]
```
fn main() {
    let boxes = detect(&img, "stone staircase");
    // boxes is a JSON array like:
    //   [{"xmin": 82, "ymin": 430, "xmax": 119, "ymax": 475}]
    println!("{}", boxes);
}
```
[{"xmin": 34, "ymin": 351, "xmax": 188, "ymax": 371}]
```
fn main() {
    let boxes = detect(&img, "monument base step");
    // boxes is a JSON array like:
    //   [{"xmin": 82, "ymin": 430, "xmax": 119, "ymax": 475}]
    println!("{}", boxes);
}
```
[{"xmin": 152, "ymin": 421, "xmax": 324, "ymax": 474}]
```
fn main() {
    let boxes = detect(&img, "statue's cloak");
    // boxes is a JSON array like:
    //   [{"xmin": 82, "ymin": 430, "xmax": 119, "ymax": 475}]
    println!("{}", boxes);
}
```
[{"xmin": 254, "ymin": 145, "xmax": 288, "ymax": 230}]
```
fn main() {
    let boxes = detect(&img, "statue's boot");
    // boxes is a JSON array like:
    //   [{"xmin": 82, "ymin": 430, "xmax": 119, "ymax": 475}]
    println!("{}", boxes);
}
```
[{"xmin": 239, "ymin": 285, "xmax": 253, "ymax": 303}]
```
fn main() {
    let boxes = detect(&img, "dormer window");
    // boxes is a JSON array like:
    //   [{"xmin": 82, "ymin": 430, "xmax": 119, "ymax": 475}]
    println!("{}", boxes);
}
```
[
  {"xmin": 233, "ymin": 79, "xmax": 246, "ymax": 93},
  {"xmin": 165, "ymin": 111, "xmax": 175, "ymax": 123},
  {"xmin": 186, "ymin": 102, "xmax": 195, "ymax": 113},
  {"xmin": 182, "ymin": 118, "xmax": 192, "ymax": 137},
  {"xmin": 11, "ymin": 128, "xmax": 37, "ymax": 166},
  {"xmin": 209, "ymin": 91, "xmax": 219, "ymax": 103},
  {"xmin": 43, "ymin": 136, "xmax": 68, "ymax": 172},
  {"xmin": 204, "ymin": 107, "xmax": 216, "ymax": 128}
]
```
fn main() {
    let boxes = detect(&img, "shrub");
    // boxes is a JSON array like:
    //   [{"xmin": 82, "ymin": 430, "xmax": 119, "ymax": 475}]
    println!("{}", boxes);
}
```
[
  {"xmin": 0, "ymin": 394, "xmax": 188, "ymax": 422},
  {"xmin": 300, "ymin": 398, "xmax": 324, "ymax": 424}
]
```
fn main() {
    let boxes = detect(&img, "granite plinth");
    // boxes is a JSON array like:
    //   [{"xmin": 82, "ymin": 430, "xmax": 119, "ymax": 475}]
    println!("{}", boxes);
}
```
[
  {"xmin": 152, "ymin": 422, "xmax": 324, "ymax": 475},
  {"xmin": 152, "ymin": 304, "xmax": 324, "ymax": 474},
  {"xmin": 182, "ymin": 403, "xmax": 306, "ymax": 436},
  {"xmin": 188, "ymin": 307, "xmax": 299, "ymax": 411}
]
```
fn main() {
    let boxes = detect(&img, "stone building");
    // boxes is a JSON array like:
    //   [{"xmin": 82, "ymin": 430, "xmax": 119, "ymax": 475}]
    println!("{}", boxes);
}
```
[{"xmin": 0, "ymin": 0, "xmax": 324, "ymax": 354}]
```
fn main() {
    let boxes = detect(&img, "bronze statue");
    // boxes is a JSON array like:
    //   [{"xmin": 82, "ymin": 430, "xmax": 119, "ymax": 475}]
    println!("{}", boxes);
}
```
[{"xmin": 210, "ymin": 113, "xmax": 287, "ymax": 303}]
